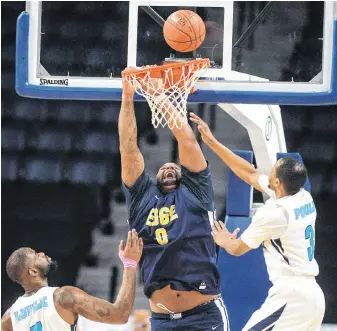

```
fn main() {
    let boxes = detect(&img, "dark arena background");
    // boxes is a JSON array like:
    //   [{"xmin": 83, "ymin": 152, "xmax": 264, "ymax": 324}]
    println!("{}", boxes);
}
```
[{"xmin": 2, "ymin": 1, "xmax": 337, "ymax": 330}]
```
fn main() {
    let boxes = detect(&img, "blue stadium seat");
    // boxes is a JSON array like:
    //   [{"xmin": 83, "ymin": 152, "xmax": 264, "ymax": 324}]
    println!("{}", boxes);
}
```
[
  {"xmin": 331, "ymin": 172, "xmax": 337, "ymax": 195},
  {"xmin": 74, "ymin": 2, "xmax": 107, "ymax": 14},
  {"xmin": 311, "ymin": 111, "xmax": 337, "ymax": 134},
  {"xmin": 83, "ymin": 132, "xmax": 118, "ymax": 153},
  {"xmin": 58, "ymin": 103, "xmax": 90, "ymax": 122},
  {"xmin": 14, "ymin": 100, "xmax": 46, "ymax": 121},
  {"xmin": 308, "ymin": 172, "xmax": 325, "ymax": 196},
  {"xmin": 25, "ymin": 159, "xmax": 63, "ymax": 183},
  {"xmin": 1, "ymin": 72, "xmax": 14, "ymax": 90},
  {"xmin": 102, "ymin": 22, "xmax": 123, "ymax": 40},
  {"xmin": 2, "ymin": 44, "xmax": 14, "ymax": 62},
  {"xmin": 282, "ymin": 110, "xmax": 307, "ymax": 133},
  {"xmin": 300, "ymin": 140, "xmax": 335, "ymax": 163},
  {"xmin": 1, "ymin": 156, "xmax": 18, "ymax": 181},
  {"xmin": 85, "ymin": 48, "xmax": 115, "ymax": 67},
  {"xmin": 1, "ymin": 128, "xmax": 25, "ymax": 151},
  {"xmin": 35, "ymin": 130, "xmax": 72, "ymax": 152},
  {"xmin": 90, "ymin": 103, "xmax": 120, "ymax": 124},
  {"xmin": 42, "ymin": 46, "xmax": 75, "ymax": 65},
  {"xmin": 70, "ymin": 161, "xmax": 107, "ymax": 185}
]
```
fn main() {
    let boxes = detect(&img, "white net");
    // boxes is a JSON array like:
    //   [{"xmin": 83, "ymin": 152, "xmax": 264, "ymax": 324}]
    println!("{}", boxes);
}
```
[{"xmin": 124, "ymin": 59, "xmax": 209, "ymax": 129}]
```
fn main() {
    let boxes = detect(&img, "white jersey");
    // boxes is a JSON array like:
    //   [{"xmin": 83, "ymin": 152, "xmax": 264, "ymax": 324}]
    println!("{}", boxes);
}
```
[
  {"xmin": 241, "ymin": 175, "xmax": 319, "ymax": 282},
  {"xmin": 10, "ymin": 287, "xmax": 74, "ymax": 331}
]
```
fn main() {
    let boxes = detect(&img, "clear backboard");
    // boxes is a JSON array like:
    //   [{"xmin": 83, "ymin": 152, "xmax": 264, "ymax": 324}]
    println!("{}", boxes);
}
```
[{"xmin": 16, "ymin": 1, "xmax": 337, "ymax": 104}]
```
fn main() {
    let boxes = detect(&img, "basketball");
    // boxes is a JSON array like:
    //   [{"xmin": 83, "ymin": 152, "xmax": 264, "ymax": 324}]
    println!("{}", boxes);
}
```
[{"xmin": 163, "ymin": 10, "xmax": 206, "ymax": 53}]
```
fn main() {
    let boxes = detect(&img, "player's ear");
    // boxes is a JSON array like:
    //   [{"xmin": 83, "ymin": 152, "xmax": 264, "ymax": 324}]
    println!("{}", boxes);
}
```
[{"xmin": 28, "ymin": 267, "xmax": 39, "ymax": 277}]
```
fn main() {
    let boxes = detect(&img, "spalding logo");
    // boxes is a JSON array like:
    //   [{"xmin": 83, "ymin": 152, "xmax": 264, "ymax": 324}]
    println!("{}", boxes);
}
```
[{"xmin": 39, "ymin": 78, "xmax": 69, "ymax": 86}]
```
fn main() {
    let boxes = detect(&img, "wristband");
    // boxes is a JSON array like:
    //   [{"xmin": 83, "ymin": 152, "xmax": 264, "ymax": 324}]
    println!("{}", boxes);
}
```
[{"xmin": 119, "ymin": 251, "xmax": 137, "ymax": 269}]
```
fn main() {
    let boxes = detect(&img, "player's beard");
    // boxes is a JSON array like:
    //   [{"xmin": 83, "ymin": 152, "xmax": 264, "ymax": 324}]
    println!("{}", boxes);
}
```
[
  {"xmin": 157, "ymin": 178, "xmax": 181, "ymax": 193},
  {"xmin": 39, "ymin": 260, "xmax": 58, "ymax": 278}
]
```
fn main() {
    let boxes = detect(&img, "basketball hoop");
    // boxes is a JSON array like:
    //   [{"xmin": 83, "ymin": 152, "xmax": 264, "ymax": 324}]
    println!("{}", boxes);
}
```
[{"xmin": 122, "ymin": 58, "xmax": 210, "ymax": 129}]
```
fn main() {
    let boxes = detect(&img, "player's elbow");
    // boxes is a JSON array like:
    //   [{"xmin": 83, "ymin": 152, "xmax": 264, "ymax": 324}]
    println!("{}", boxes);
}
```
[{"xmin": 118, "ymin": 310, "xmax": 132, "ymax": 324}]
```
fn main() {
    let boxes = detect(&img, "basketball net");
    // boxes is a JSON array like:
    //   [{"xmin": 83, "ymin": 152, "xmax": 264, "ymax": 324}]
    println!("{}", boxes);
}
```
[{"xmin": 123, "ymin": 59, "xmax": 210, "ymax": 129}]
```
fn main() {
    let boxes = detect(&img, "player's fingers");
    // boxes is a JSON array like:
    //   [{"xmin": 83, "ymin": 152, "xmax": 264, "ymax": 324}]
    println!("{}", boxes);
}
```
[
  {"xmin": 218, "ymin": 221, "xmax": 226, "ymax": 230},
  {"xmin": 131, "ymin": 229, "xmax": 138, "ymax": 247},
  {"xmin": 211, "ymin": 231, "xmax": 216, "ymax": 238},
  {"xmin": 119, "ymin": 240, "xmax": 124, "ymax": 252},
  {"xmin": 189, "ymin": 115, "xmax": 200, "ymax": 125},
  {"xmin": 232, "ymin": 228, "xmax": 240, "ymax": 238},
  {"xmin": 189, "ymin": 112, "xmax": 200, "ymax": 120},
  {"xmin": 213, "ymin": 221, "xmax": 221, "ymax": 232},
  {"xmin": 126, "ymin": 231, "xmax": 132, "ymax": 248},
  {"xmin": 139, "ymin": 238, "xmax": 143, "ymax": 251}
]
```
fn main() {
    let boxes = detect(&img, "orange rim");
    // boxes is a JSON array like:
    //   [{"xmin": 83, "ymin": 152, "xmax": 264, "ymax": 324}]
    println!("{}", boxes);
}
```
[{"xmin": 122, "ymin": 58, "xmax": 210, "ymax": 80}]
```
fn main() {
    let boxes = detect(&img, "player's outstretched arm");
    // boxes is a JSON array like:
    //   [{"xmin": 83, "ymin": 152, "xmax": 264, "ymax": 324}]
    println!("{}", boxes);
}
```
[
  {"xmin": 190, "ymin": 112, "xmax": 265, "ymax": 193},
  {"xmin": 54, "ymin": 230, "xmax": 143, "ymax": 325},
  {"xmin": 212, "ymin": 221, "xmax": 251, "ymax": 256},
  {"xmin": 1, "ymin": 309, "xmax": 13, "ymax": 331},
  {"xmin": 119, "ymin": 74, "xmax": 145, "ymax": 188}
]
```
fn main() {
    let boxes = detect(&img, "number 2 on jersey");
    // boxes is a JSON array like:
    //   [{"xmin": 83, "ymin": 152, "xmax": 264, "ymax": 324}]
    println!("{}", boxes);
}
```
[
  {"xmin": 305, "ymin": 225, "xmax": 315, "ymax": 261},
  {"xmin": 30, "ymin": 322, "xmax": 42, "ymax": 331}
]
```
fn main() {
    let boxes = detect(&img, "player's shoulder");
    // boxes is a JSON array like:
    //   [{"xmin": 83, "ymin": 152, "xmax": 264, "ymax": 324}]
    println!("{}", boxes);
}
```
[
  {"xmin": 54, "ymin": 286, "xmax": 78, "ymax": 305},
  {"xmin": 255, "ymin": 202, "xmax": 288, "ymax": 223}
]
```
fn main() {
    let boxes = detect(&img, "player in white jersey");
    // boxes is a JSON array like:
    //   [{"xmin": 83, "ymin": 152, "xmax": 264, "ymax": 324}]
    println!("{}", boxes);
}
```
[
  {"xmin": 1, "ymin": 230, "xmax": 143, "ymax": 331},
  {"xmin": 190, "ymin": 112, "xmax": 325, "ymax": 331}
]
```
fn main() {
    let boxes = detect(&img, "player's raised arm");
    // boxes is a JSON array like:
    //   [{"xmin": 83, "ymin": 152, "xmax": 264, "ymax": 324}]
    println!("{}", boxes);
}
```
[
  {"xmin": 190, "ymin": 112, "xmax": 265, "ymax": 193},
  {"xmin": 54, "ymin": 230, "xmax": 143, "ymax": 325},
  {"xmin": 169, "ymin": 109, "xmax": 207, "ymax": 173},
  {"xmin": 1, "ymin": 309, "xmax": 12, "ymax": 331},
  {"xmin": 149, "ymin": 83, "xmax": 206, "ymax": 172},
  {"xmin": 118, "ymin": 74, "xmax": 145, "ymax": 188}
]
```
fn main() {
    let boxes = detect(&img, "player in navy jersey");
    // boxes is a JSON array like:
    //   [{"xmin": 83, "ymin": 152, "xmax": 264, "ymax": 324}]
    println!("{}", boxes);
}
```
[{"xmin": 119, "ymin": 71, "xmax": 229, "ymax": 331}]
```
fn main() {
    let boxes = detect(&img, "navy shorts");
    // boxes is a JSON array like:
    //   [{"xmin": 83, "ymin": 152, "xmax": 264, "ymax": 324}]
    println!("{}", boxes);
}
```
[{"xmin": 150, "ymin": 295, "xmax": 230, "ymax": 331}]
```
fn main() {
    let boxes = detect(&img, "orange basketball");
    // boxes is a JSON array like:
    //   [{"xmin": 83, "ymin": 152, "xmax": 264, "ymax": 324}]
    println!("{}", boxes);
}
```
[{"xmin": 163, "ymin": 10, "xmax": 206, "ymax": 53}]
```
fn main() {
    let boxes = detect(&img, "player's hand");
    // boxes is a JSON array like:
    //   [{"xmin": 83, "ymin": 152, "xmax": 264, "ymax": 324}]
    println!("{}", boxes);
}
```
[
  {"xmin": 121, "ymin": 68, "xmax": 137, "ymax": 96},
  {"xmin": 138, "ymin": 76, "xmax": 164, "ymax": 97},
  {"xmin": 211, "ymin": 221, "xmax": 240, "ymax": 248},
  {"xmin": 189, "ymin": 112, "xmax": 217, "ymax": 146},
  {"xmin": 119, "ymin": 229, "xmax": 143, "ymax": 263}
]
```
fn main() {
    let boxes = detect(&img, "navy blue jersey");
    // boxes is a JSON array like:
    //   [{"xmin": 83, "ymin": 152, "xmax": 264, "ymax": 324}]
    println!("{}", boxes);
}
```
[{"xmin": 123, "ymin": 164, "xmax": 220, "ymax": 298}]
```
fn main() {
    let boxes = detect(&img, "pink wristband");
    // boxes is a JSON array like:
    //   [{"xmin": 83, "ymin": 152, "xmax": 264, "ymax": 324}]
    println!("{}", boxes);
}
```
[{"xmin": 119, "ymin": 251, "xmax": 137, "ymax": 269}]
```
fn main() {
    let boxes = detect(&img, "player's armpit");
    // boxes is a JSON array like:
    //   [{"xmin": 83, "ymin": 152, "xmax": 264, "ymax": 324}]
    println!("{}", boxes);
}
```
[
  {"xmin": 1, "ymin": 309, "xmax": 13, "ymax": 331},
  {"xmin": 121, "ymin": 149, "xmax": 145, "ymax": 188},
  {"xmin": 54, "ymin": 283, "xmax": 135, "ymax": 325}
]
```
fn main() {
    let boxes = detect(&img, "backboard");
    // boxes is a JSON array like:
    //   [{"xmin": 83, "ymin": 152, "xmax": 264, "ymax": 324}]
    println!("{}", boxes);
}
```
[{"xmin": 16, "ymin": 1, "xmax": 337, "ymax": 104}]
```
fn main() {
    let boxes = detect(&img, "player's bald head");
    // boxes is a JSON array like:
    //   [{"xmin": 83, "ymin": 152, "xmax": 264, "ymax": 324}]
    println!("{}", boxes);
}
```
[
  {"xmin": 273, "ymin": 158, "xmax": 307, "ymax": 195},
  {"xmin": 6, "ymin": 247, "xmax": 58, "ymax": 286},
  {"xmin": 6, "ymin": 247, "xmax": 32, "ymax": 284}
]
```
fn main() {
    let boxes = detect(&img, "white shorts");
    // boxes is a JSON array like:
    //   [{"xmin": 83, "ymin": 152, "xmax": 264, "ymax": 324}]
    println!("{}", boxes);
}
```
[{"xmin": 242, "ymin": 276, "xmax": 325, "ymax": 331}]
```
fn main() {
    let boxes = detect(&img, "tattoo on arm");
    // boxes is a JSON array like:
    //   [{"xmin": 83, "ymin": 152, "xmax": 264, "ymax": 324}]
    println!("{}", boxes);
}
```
[{"xmin": 55, "ymin": 269, "xmax": 136, "ymax": 324}]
